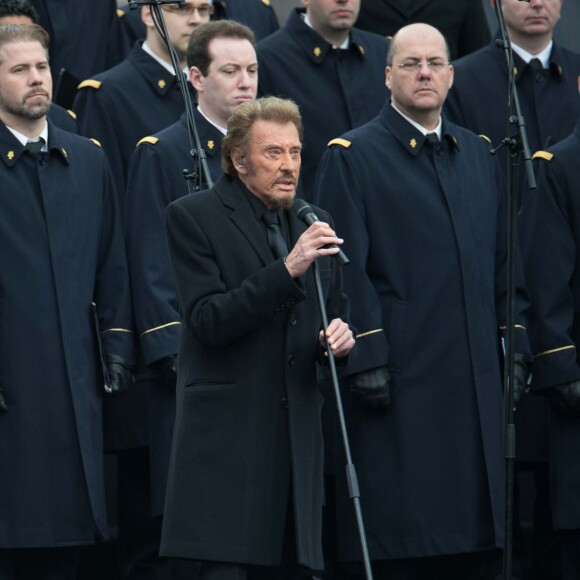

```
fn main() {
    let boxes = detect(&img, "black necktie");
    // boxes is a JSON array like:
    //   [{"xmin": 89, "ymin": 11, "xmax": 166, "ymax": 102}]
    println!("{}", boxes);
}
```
[
  {"xmin": 263, "ymin": 211, "xmax": 288, "ymax": 260},
  {"xmin": 529, "ymin": 58, "xmax": 545, "ymax": 82},
  {"xmin": 25, "ymin": 138, "xmax": 44, "ymax": 152},
  {"xmin": 425, "ymin": 132, "xmax": 439, "ymax": 146}
]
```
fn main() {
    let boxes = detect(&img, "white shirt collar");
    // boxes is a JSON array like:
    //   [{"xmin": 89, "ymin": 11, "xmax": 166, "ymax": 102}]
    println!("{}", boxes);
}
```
[
  {"xmin": 303, "ymin": 13, "xmax": 350, "ymax": 49},
  {"xmin": 511, "ymin": 40, "xmax": 552, "ymax": 69},
  {"xmin": 6, "ymin": 120, "xmax": 49, "ymax": 150},
  {"xmin": 391, "ymin": 103, "xmax": 442, "ymax": 139},
  {"xmin": 142, "ymin": 40, "xmax": 189, "ymax": 76},
  {"xmin": 197, "ymin": 105, "xmax": 227, "ymax": 135}
]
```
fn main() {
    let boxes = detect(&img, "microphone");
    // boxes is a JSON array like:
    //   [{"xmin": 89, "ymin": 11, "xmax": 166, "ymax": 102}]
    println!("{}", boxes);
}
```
[{"xmin": 294, "ymin": 199, "xmax": 349, "ymax": 266}]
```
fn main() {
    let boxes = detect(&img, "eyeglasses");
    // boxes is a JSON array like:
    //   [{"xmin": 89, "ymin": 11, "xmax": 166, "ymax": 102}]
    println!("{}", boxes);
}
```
[
  {"xmin": 396, "ymin": 59, "xmax": 450, "ymax": 72},
  {"xmin": 161, "ymin": 2, "xmax": 214, "ymax": 17}
]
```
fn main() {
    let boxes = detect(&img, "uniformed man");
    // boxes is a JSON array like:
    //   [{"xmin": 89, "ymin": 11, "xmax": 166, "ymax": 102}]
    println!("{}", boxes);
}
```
[
  {"xmin": 445, "ymin": 0, "xmax": 580, "ymax": 167},
  {"xmin": 124, "ymin": 18, "xmax": 258, "ymax": 527},
  {"xmin": 445, "ymin": 3, "xmax": 580, "ymax": 572},
  {"xmin": 519, "ymin": 78, "xmax": 580, "ymax": 580},
  {"xmin": 0, "ymin": 0, "xmax": 78, "ymax": 132},
  {"xmin": 73, "ymin": 0, "xmax": 212, "ymax": 197},
  {"xmin": 0, "ymin": 24, "xmax": 133, "ymax": 579},
  {"xmin": 256, "ymin": 0, "xmax": 389, "ymax": 201},
  {"xmin": 314, "ymin": 23, "xmax": 530, "ymax": 579}
]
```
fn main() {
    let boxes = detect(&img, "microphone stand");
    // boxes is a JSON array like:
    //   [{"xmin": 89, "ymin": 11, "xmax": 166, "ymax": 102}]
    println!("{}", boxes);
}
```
[
  {"xmin": 128, "ymin": 0, "xmax": 213, "ymax": 191},
  {"xmin": 311, "ymin": 261, "xmax": 374, "ymax": 580},
  {"xmin": 489, "ymin": 3, "xmax": 536, "ymax": 579}
]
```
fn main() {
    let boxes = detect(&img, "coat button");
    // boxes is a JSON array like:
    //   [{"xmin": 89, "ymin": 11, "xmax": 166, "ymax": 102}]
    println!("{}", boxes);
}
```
[
  {"xmin": 288, "ymin": 355, "xmax": 296, "ymax": 366},
  {"xmin": 289, "ymin": 315, "xmax": 297, "ymax": 326},
  {"xmin": 280, "ymin": 397, "xmax": 288, "ymax": 408}
]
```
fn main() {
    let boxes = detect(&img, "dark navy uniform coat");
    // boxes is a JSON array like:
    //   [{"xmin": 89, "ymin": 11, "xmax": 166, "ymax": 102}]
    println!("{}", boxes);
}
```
[
  {"xmin": 257, "ymin": 8, "xmax": 389, "ymax": 201},
  {"xmin": 0, "ymin": 121, "xmax": 133, "ymax": 548},
  {"xmin": 356, "ymin": 0, "xmax": 489, "ymax": 60},
  {"xmin": 30, "ymin": 0, "xmax": 129, "ymax": 82},
  {"xmin": 445, "ymin": 40, "xmax": 580, "ymax": 160},
  {"xmin": 160, "ymin": 175, "xmax": 351, "ymax": 569},
  {"xmin": 73, "ymin": 42, "xmax": 190, "ymax": 198},
  {"xmin": 519, "ymin": 121, "xmax": 580, "ymax": 530},
  {"xmin": 125, "ymin": 109, "xmax": 224, "ymax": 516},
  {"xmin": 314, "ymin": 103, "xmax": 530, "ymax": 560}
]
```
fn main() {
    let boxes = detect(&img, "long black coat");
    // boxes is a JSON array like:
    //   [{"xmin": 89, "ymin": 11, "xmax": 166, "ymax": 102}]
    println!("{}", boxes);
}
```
[
  {"xmin": 519, "ymin": 121, "xmax": 580, "ymax": 529},
  {"xmin": 314, "ymin": 103, "xmax": 530, "ymax": 560},
  {"xmin": 356, "ymin": 0, "xmax": 490, "ymax": 59},
  {"xmin": 0, "ymin": 122, "xmax": 134, "ymax": 547},
  {"xmin": 159, "ymin": 175, "xmax": 351, "ymax": 568}
]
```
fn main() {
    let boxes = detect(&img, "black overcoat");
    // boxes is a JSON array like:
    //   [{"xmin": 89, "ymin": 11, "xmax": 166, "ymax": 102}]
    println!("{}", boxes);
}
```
[
  {"xmin": 159, "ymin": 175, "xmax": 351, "ymax": 569},
  {"xmin": 0, "ymin": 122, "xmax": 134, "ymax": 547},
  {"xmin": 314, "ymin": 103, "xmax": 530, "ymax": 560}
]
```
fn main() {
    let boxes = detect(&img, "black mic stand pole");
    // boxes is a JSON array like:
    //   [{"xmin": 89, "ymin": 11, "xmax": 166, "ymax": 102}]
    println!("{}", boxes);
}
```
[
  {"xmin": 311, "ymin": 261, "xmax": 374, "ymax": 580},
  {"xmin": 490, "ymin": 3, "xmax": 536, "ymax": 579},
  {"xmin": 128, "ymin": 0, "xmax": 213, "ymax": 191}
]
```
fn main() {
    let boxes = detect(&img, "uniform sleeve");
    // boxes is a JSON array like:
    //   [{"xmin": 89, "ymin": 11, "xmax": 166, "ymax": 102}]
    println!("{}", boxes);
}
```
[
  {"xmin": 520, "ymin": 159, "xmax": 580, "ymax": 388},
  {"xmin": 125, "ymin": 143, "xmax": 181, "ymax": 366},
  {"xmin": 166, "ymin": 201, "xmax": 307, "ymax": 349},
  {"xmin": 94, "ymin": 149, "xmax": 135, "ymax": 364},
  {"xmin": 313, "ymin": 145, "xmax": 389, "ymax": 375}
]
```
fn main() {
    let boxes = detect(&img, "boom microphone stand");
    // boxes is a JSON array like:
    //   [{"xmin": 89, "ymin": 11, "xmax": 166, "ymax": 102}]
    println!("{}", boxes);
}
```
[
  {"xmin": 489, "ymin": 2, "xmax": 536, "ymax": 579},
  {"xmin": 128, "ymin": 0, "xmax": 213, "ymax": 191},
  {"xmin": 311, "ymin": 260, "xmax": 374, "ymax": 580}
]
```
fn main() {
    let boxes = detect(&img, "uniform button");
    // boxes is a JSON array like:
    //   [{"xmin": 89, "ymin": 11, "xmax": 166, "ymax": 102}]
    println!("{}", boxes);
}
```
[
  {"xmin": 288, "ymin": 355, "xmax": 296, "ymax": 366},
  {"xmin": 280, "ymin": 397, "xmax": 288, "ymax": 408},
  {"xmin": 535, "ymin": 72, "xmax": 544, "ymax": 82},
  {"xmin": 436, "ymin": 147, "xmax": 443, "ymax": 157},
  {"xmin": 289, "ymin": 316, "xmax": 297, "ymax": 326}
]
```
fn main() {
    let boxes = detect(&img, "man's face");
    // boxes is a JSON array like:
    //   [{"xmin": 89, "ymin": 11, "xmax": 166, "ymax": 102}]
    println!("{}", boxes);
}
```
[
  {"xmin": 235, "ymin": 120, "xmax": 302, "ymax": 210},
  {"xmin": 144, "ymin": 1, "xmax": 212, "ymax": 60},
  {"xmin": 301, "ymin": 0, "xmax": 360, "ymax": 37},
  {"xmin": 497, "ymin": 0, "xmax": 562, "ymax": 40},
  {"xmin": 190, "ymin": 37, "xmax": 257, "ymax": 127},
  {"xmin": 385, "ymin": 26, "xmax": 453, "ymax": 124},
  {"xmin": 0, "ymin": 40, "xmax": 52, "ymax": 124}
]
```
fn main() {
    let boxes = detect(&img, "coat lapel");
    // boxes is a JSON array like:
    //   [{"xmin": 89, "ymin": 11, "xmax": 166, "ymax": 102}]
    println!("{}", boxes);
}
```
[{"xmin": 215, "ymin": 176, "xmax": 272, "ymax": 266}]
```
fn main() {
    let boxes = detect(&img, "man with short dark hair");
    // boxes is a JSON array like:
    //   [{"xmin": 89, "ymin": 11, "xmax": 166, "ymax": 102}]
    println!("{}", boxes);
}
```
[
  {"xmin": 315, "ymin": 23, "xmax": 530, "ymax": 579},
  {"xmin": 0, "ymin": 23, "xmax": 133, "ymax": 580},
  {"xmin": 160, "ymin": 96, "xmax": 354, "ymax": 580}
]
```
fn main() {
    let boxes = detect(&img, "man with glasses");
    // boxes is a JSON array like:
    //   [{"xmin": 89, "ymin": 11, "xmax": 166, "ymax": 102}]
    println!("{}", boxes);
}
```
[
  {"xmin": 73, "ymin": 0, "xmax": 211, "ymax": 196},
  {"xmin": 314, "ymin": 23, "xmax": 530, "ymax": 579}
]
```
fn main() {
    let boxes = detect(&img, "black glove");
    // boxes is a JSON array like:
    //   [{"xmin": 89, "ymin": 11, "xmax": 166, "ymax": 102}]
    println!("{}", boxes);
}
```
[
  {"xmin": 105, "ymin": 354, "xmax": 133, "ymax": 393},
  {"xmin": 349, "ymin": 366, "xmax": 390, "ymax": 410},
  {"xmin": 547, "ymin": 380, "xmax": 580, "ymax": 418},
  {"xmin": 0, "ymin": 387, "xmax": 7, "ymax": 413},
  {"xmin": 151, "ymin": 354, "xmax": 178, "ymax": 384},
  {"xmin": 512, "ymin": 353, "xmax": 530, "ymax": 405}
]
